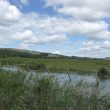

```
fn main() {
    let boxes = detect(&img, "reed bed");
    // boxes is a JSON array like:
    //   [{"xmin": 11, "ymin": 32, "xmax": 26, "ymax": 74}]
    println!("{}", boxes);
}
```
[
  {"xmin": 1, "ymin": 57, "xmax": 110, "ymax": 74},
  {"xmin": 0, "ymin": 69, "xmax": 110, "ymax": 110}
]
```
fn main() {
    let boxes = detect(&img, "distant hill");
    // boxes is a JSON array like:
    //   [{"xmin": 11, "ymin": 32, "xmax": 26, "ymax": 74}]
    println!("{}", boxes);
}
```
[
  {"xmin": 0, "ymin": 48, "xmax": 69, "ymax": 58},
  {"xmin": 0, "ymin": 48, "xmax": 109, "ymax": 60},
  {"xmin": 103, "ymin": 57, "xmax": 110, "ymax": 60}
]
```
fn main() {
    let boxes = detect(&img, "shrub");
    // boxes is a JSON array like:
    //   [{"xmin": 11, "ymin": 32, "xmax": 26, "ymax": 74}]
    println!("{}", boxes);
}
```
[{"xmin": 97, "ymin": 67, "xmax": 110, "ymax": 79}]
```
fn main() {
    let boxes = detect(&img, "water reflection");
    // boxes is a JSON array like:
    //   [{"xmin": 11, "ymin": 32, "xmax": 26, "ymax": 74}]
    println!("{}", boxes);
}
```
[{"xmin": 1, "ymin": 66, "xmax": 110, "ymax": 96}]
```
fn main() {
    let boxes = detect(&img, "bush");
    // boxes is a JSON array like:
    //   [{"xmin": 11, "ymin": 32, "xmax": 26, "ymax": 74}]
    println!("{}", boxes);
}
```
[{"xmin": 97, "ymin": 67, "xmax": 110, "ymax": 79}]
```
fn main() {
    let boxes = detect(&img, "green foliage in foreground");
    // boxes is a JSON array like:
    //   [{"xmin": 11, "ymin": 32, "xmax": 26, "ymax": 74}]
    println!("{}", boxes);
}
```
[
  {"xmin": 0, "ymin": 70, "xmax": 110, "ymax": 110},
  {"xmin": 1, "ymin": 57, "xmax": 110, "ymax": 74},
  {"xmin": 97, "ymin": 67, "xmax": 110, "ymax": 79}
]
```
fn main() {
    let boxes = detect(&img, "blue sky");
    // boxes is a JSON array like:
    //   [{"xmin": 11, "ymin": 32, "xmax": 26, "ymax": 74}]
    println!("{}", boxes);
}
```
[
  {"xmin": 9, "ymin": 0, "xmax": 56, "ymax": 15},
  {"xmin": 0, "ymin": 0, "xmax": 110, "ymax": 58}
]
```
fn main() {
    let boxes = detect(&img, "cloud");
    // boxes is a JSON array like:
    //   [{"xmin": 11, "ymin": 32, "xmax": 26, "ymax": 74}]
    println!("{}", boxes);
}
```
[
  {"xmin": 18, "ymin": 43, "xmax": 30, "ymax": 50},
  {"xmin": 0, "ymin": 0, "xmax": 21, "ymax": 25},
  {"xmin": 13, "ymin": 30, "xmax": 34, "ymax": 40},
  {"xmin": 0, "ymin": 6, "xmax": 67, "ymax": 47},
  {"xmin": 24, "ymin": 34, "xmax": 67, "ymax": 44},
  {"xmin": 66, "ymin": 20, "xmax": 109, "ymax": 38},
  {"xmin": 20, "ymin": 0, "xmax": 28, "ymax": 5},
  {"xmin": 44, "ymin": 0, "xmax": 110, "ymax": 57},
  {"xmin": 0, "ymin": 0, "xmax": 110, "ymax": 57},
  {"xmin": 75, "ymin": 41, "xmax": 110, "ymax": 53},
  {"xmin": 45, "ymin": 0, "xmax": 110, "ymax": 21},
  {"xmin": 57, "ymin": 7, "xmax": 106, "ymax": 21}
]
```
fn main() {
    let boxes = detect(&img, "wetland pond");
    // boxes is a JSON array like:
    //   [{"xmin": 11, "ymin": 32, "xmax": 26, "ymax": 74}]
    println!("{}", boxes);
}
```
[{"xmin": 1, "ymin": 66, "xmax": 110, "ymax": 97}]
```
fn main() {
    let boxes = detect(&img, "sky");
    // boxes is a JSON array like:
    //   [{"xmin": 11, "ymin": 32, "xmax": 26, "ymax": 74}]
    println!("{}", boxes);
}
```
[{"xmin": 0, "ymin": 0, "xmax": 110, "ymax": 58}]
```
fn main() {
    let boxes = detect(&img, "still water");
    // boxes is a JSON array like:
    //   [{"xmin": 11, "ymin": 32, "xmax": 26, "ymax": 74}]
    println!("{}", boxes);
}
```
[
  {"xmin": 35, "ymin": 71, "xmax": 110, "ymax": 96},
  {"xmin": 1, "ymin": 66, "xmax": 110, "ymax": 96}
]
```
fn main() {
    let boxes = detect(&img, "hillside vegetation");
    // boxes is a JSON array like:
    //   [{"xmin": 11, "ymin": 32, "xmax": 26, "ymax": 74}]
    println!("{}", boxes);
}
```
[
  {"xmin": 0, "ymin": 48, "xmax": 110, "ymax": 74},
  {"xmin": 0, "ymin": 48, "xmax": 68, "ymax": 58}
]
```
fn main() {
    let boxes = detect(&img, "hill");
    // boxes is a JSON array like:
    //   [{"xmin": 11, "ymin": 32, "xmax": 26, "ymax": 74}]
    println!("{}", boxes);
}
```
[
  {"xmin": 0, "ymin": 48, "xmax": 69, "ymax": 58},
  {"xmin": 0, "ymin": 48, "xmax": 109, "ymax": 60}
]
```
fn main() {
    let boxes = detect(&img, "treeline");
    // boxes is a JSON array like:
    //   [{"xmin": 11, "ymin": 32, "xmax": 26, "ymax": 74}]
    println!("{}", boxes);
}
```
[
  {"xmin": 0, "ymin": 48, "xmax": 100, "ymax": 60},
  {"xmin": 0, "ymin": 48, "xmax": 68, "ymax": 59},
  {"xmin": 0, "ymin": 49, "xmax": 48, "ymax": 58},
  {"xmin": 0, "ymin": 48, "xmax": 48, "ymax": 58}
]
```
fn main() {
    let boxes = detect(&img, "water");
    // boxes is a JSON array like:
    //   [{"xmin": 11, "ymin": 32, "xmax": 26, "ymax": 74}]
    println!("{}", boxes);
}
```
[
  {"xmin": 34, "ymin": 71, "xmax": 96, "ymax": 84},
  {"xmin": 34, "ymin": 71, "xmax": 110, "ymax": 96},
  {"xmin": 1, "ymin": 66, "xmax": 19, "ymax": 72},
  {"xmin": 1, "ymin": 66, "xmax": 110, "ymax": 96}
]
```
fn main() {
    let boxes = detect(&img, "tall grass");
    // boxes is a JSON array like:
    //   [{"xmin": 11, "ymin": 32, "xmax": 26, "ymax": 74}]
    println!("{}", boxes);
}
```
[
  {"xmin": 1, "ymin": 57, "xmax": 110, "ymax": 74},
  {"xmin": 0, "ymin": 69, "xmax": 110, "ymax": 110}
]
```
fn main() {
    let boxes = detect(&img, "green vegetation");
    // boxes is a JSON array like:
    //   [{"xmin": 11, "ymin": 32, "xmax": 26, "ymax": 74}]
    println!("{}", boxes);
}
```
[
  {"xmin": 0, "ymin": 48, "xmax": 68, "ymax": 58},
  {"xmin": 1, "ymin": 57, "xmax": 110, "ymax": 74},
  {"xmin": 97, "ymin": 67, "xmax": 110, "ymax": 79},
  {"xmin": 0, "ymin": 48, "xmax": 110, "ymax": 74},
  {"xmin": 0, "ymin": 69, "xmax": 110, "ymax": 110}
]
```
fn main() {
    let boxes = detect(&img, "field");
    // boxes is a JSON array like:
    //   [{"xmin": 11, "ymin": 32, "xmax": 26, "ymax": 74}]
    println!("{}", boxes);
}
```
[
  {"xmin": 0, "ymin": 69, "xmax": 110, "ymax": 110},
  {"xmin": 0, "ymin": 57, "xmax": 110, "ymax": 110},
  {"xmin": 0, "ymin": 57, "xmax": 110, "ymax": 74}
]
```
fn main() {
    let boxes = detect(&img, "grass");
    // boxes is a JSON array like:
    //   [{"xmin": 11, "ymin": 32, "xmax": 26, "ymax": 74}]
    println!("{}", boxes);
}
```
[
  {"xmin": 0, "ymin": 69, "xmax": 110, "ymax": 110},
  {"xmin": 0, "ymin": 57, "xmax": 110, "ymax": 74}
]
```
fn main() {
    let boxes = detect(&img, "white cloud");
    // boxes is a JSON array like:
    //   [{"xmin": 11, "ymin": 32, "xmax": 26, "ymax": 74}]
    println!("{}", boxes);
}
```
[
  {"xmin": 20, "ymin": 0, "xmax": 28, "ymax": 5},
  {"xmin": 24, "ymin": 34, "xmax": 67, "ymax": 44},
  {"xmin": 13, "ymin": 30, "xmax": 34, "ymax": 40},
  {"xmin": 0, "ymin": 8, "xmax": 67, "ymax": 47},
  {"xmin": 0, "ymin": 0, "xmax": 21, "ymax": 25},
  {"xmin": 44, "ymin": 0, "xmax": 110, "ymax": 57},
  {"xmin": 75, "ymin": 41, "xmax": 110, "ymax": 53},
  {"xmin": 0, "ymin": 0, "xmax": 110, "ymax": 57},
  {"xmin": 18, "ymin": 43, "xmax": 30, "ymax": 50},
  {"xmin": 57, "ymin": 7, "xmax": 107, "ymax": 21},
  {"xmin": 45, "ymin": 0, "xmax": 110, "ymax": 21},
  {"xmin": 67, "ymin": 20, "xmax": 109, "ymax": 36},
  {"xmin": 53, "ymin": 50, "xmax": 61, "ymax": 54}
]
